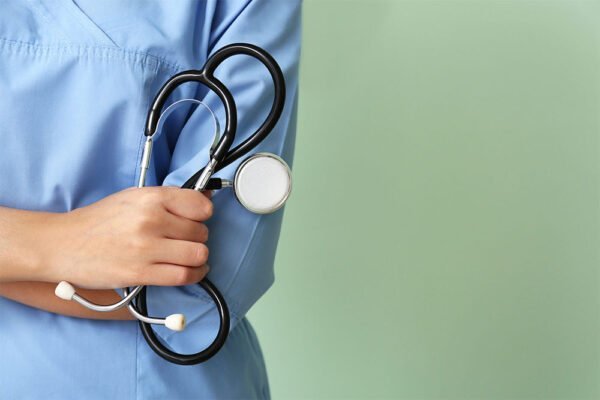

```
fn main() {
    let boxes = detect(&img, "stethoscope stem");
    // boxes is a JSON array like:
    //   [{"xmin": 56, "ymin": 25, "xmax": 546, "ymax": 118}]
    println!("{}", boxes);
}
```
[
  {"xmin": 54, "ymin": 281, "xmax": 143, "ymax": 312},
  {"xmin": 54, "ymin": 281, "xmax": 185, "ymax": 331},
  {"xmin": 138, "ymin": 137, "xmax": 153, "ymax": 188},
  {"xmin": 53, "ymin": 137, "xmax": 183, "ymax": 330},
  {"xmin": 54, "ymin": 43, "xmax": 286, "ymax": 365},
  {"xmin": 77, "ymin": 285, "xmax": 142, "ymax": 312},
  {"xmin": 52, "ymin": 137, "xmax": 225, "ymax": 330},
  {"xmin": 193, "ymin": 158, "xmax": 218, "ymax": 191},
  {"xmin": 123, "ymin": 287, "xmax": 186, "ymax": 331}
]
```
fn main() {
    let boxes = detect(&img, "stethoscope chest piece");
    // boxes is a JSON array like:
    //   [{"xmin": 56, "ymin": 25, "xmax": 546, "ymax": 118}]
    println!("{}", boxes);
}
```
[
  {"xmin": 233, "ymin": 153, "xmax": 292, "ymax": 214},
  {"xmin": 56, "ymin": 43, "xmax": 289, "ymax": 366}
]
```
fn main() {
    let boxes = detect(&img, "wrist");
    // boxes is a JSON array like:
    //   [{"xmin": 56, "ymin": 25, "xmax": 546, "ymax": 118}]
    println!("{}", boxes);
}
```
[{"xmin": 26, "ymin": 211, "xmax": 70, "ymax": 283}]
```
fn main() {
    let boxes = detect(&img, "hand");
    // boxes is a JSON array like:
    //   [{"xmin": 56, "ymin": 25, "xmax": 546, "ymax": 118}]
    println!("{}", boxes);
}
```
[{"xmin": 39, "ymin": 187, "xmax": 212, "ymax": 289}]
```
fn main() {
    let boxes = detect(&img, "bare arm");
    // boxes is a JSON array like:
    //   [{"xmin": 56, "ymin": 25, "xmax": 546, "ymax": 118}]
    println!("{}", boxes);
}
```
[
  {"xmin": 0, "ymin": 187, "xmax": 212, "ymax": 320},
  {"xmin": 0, "ymin": 282, "xmax": 134, "ymax": 320}
]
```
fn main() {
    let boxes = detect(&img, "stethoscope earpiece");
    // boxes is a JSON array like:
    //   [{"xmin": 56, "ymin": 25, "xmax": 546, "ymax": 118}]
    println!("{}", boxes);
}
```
[{"xmin": 233, "ymin": 153, "xmax": 292, "ymax": 214}]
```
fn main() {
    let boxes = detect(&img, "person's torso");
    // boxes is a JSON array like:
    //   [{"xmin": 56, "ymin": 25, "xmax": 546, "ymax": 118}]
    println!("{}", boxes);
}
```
[{"xmin": 0, "ymin": 2, "xmax": 270, "ymax": 398}]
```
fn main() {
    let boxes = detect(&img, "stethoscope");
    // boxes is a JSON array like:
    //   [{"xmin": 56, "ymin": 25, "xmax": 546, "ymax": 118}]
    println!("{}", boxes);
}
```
[{"xmin": 53, "ymin": 43, "xmax": 290, "ymax": 365}]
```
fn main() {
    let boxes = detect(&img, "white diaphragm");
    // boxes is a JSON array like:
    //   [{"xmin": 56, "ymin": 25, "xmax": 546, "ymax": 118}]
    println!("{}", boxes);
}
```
[{"xmin": 233, "ymin": 153, "xmax": 292, "ymax": 214}]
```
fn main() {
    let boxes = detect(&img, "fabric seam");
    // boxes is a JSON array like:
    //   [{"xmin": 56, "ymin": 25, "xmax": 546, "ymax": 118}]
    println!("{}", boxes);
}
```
[
  {"xmin": 61, "ymin": 0, "xmax": 120, "ymax": 47},
  {"xmin": 0, "ymin": 36, "xmax": 183, "ymax": 73}
]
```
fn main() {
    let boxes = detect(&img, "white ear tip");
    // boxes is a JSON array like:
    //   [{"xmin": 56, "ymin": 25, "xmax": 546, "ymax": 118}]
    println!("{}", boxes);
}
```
[
  {"xmin": 165, "ymin": 314, "xmax": 186, "ymax": 331},
  {"xmin": 55, "ymin": 281, "xmax": 76, "ymax": 300}
]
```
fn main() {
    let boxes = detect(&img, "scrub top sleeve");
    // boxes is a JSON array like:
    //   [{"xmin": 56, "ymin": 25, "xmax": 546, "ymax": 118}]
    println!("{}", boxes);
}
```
[{"xmin": 144, "ymin": 0, "xmax": 301, "ymax": 350}]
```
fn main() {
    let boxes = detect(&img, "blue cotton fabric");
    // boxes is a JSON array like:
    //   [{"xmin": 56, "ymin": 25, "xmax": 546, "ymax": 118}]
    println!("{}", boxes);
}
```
[{"xmin": 0, "ymin": 1, "xmax": 301, "ymax": 398}]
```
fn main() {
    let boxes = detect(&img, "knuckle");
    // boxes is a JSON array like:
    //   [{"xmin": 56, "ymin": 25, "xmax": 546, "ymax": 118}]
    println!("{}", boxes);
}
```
[
  {"xmin": 133, "ymin": 209, "xmax": 161, "ymax": 233},
  {"xmin": 135, "ymin": 213, "xmax": 153, "ymax": 231},
  {"xmin": 204, "ymin": 200, "xmax": 214, "ymax": 219},
  {"xmin": 127, "ymin": 264, "xmax": 146, "ymax": 285},
  {"xmin": 199, "ymin": 224, "xmax": 209, "ymax": 242},
  {"xmin": 199, "ymin": 244, "xmax": 209, "ymax": 264},
  {"xmin": 141, "ymin": 189, "xmax": 163, "ymax": 206},
  {"xmin": 175, "ymin": 268, "xmax": 195, "ymax": 286},
  {"xmin": 193, "ymin": 244, "xmax": 209, "ymax": 265},
  {"xmin": 130, "ymin": 236, "xmax": 149, "ymax": 253}
]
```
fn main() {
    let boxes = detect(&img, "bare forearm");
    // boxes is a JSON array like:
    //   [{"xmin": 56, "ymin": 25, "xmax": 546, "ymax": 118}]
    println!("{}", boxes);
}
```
[
  {"xmin": 0, "ymin": 282, "xmax": 134, "ymax": 320},
  {"xmin": 0, "ymin": 207, "xmax": 56, "ymax": 283},
  {"xmin": 0, "ymin": 207, "xmax": 133, "ymax": 320},
  {"xmin": 0, "ymin": 207, "xmax": 132, "ymax": 319},
  {"xmin": 0, "ymin": 188, "xmax": 212, "ymax": 321}
]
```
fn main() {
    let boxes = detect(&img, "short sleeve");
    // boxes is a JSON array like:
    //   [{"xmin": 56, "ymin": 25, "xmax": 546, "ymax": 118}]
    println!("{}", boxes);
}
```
[{"xmin": 144, "ymin": 0, "xmax": 301, "ymax": 352}]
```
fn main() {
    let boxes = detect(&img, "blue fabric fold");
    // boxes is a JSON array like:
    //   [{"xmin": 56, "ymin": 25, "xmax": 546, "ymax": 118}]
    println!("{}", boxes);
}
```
[{"xmin": 0, "ymin": 1, "xmax": 301, "ymax": 398}]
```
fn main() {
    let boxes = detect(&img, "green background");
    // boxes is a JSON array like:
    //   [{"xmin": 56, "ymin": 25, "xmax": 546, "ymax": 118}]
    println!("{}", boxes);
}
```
[{"xmin": 247, "ymin": 1, "xmax": 600, "ymax": 398}]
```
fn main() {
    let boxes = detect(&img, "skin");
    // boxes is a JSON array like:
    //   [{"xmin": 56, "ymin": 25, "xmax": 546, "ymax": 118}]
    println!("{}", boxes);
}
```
[{"xmin": 0, "ymin": 186, "xmax": 213, "ymax": 321}]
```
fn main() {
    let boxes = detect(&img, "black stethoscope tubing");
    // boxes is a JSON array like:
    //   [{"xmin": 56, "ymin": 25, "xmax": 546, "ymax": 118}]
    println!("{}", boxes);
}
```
[{"xmin": 133, "ymin": 43, "xmax": 286, "ymax": 365}]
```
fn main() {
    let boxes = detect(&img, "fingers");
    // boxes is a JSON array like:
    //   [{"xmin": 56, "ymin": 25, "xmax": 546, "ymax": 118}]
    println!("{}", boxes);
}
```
[
  {"xmin": 161, "ymin": 187, "xmax": 213, "ymax": 222},
  {"xmin": 163, "ymin": 213, "xmax": 209, "ymax": 242},
  {"xmin": 151, "ymin": 239, "xmax": 209, "ymax": 267},
  {"xmin": 132, "ymin": 187, "xmax": 213, "ymax": 288},
  {"xmin": 143, "ymin": 264, "xmax": 210, "ymax": 287}
]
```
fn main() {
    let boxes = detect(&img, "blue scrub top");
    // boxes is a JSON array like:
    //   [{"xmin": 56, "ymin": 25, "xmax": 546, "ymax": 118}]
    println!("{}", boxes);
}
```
[{"xmin": 0, "ymin": 1, "xmax": 301, "ymax": 398}]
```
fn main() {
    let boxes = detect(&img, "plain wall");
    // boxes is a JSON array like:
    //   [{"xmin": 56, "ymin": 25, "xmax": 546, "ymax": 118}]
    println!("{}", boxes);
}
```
[{"xmin": 248, "ymin": 1, "xmax": 600, "ymax": 398}]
